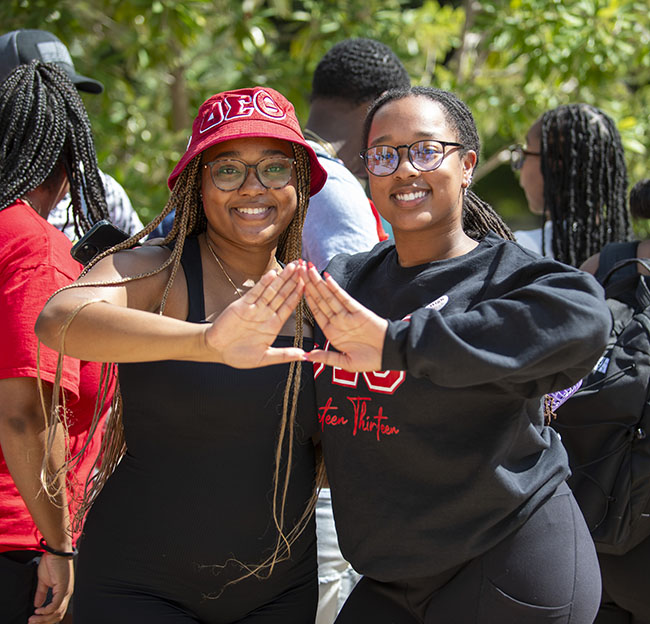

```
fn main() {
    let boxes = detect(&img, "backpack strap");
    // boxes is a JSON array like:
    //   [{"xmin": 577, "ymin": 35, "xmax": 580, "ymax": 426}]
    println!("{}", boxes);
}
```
[{"xmin": 602, "ymin": 257, "xmax": 650, "ymax": 308}]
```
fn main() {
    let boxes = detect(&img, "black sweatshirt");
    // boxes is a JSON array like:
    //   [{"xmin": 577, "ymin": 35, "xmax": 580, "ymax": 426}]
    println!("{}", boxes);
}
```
[{"xmin": 314, "ymin": 233, "xmax": 611, "ymax": 582}]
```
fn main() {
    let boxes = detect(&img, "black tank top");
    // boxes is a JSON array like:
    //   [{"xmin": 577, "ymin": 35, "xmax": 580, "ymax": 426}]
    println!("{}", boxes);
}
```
[{"xmin": 78, "ymin": 237, "xmax": 317, "ymax": 621}]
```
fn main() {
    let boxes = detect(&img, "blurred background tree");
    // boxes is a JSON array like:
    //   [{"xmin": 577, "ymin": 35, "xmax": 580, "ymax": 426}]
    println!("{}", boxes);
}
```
[{"xmin": 2, "ymin": 0, "xmax": 648, "ymax": 233}]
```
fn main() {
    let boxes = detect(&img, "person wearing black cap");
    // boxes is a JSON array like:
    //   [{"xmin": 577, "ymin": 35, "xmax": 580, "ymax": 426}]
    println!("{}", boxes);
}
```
[{"xmin": 0, "ymin": 28, "xmax": 143, "ymax": 241}]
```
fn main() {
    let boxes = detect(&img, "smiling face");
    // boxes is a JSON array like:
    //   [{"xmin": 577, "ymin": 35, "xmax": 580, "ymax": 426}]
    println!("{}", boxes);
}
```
[
  {"xmin": 366, "ymin": 95, "xmax": 476, "ymax": 241},
  {"xmin": 200, "ymin": 136, "xmax": 298, "ymax": 251}
]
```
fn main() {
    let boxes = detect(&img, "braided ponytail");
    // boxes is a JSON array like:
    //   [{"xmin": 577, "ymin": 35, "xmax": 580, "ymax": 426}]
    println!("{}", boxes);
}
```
[
  {"xmin": 0, "ymin": 60, "xmax": 108, "ymax": 230},
  {"xmin": 540, "ymin": 104, "xmax": 630, "ymax": 267}
]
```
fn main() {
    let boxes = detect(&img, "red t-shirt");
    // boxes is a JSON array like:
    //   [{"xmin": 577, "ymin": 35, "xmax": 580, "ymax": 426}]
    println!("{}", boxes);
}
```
[{"xmin": 0, "ymin": 200, "xmax": 113, "ymax": 552}]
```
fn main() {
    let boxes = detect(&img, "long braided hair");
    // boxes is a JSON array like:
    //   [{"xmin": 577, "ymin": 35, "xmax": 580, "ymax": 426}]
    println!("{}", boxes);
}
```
[
  {"xmin": 539, "ymin": 104, "xmax": 630, "ymax": 267},
  {"xmin": 0, "ymin": 60, "xmax": 108, "ymax": 228},
  {"xmin": 45, "ymin": 140, "xmax": 322, "ymax": 587},
  {"xmin": 362, "ymin": 86, "xmax": 515, "ymax": 241}
]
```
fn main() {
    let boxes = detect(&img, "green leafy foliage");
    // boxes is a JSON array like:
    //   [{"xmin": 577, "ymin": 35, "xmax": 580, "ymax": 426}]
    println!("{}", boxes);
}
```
[{"xmin": 1, "ymin": 0, "xmax": 648, "ymax": 230}]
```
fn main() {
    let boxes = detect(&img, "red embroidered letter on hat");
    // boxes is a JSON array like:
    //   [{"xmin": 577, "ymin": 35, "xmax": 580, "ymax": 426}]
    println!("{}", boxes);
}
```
[
  {"xmin": 254, "ymin": 90, "xmax": 286, "ymax": 119},
  {"xmin": 199, "ymin": 100, "xmax": 226, "ymax": 134},
  {"xmin": 224, "ymin": 94, "xmax": 255, "ymax": 120}
]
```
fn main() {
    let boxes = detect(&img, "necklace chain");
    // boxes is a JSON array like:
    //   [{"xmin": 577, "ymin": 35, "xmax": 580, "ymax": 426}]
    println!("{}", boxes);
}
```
[{"xmin": 204, "ymin": 237, "xmax": 243, "ymax": 299}]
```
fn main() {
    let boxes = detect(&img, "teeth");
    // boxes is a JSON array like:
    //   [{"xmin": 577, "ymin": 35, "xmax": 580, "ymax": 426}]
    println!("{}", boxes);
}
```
[
  {"xmin": 395, "ymin": 190, "xmax": 427, "ymax": 201},
  {"xmin": 236, "ymin": 206, "xmax": 269, "ymax": 215}
]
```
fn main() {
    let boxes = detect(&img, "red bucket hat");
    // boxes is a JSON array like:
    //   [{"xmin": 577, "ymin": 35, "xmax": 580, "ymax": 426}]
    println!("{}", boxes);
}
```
[{"xmin": 168, "ymin": 86, "xmax": 327, "ymax": 196}]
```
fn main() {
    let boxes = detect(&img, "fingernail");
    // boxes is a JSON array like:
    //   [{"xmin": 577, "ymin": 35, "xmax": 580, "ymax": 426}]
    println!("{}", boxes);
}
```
[
  {"xmin": 323, "ymin": 271, "xmax": 331, "ymax": 279},
  {"xmin": 307, "ymin": 261, "xmax": 315, "ymax": 270}
]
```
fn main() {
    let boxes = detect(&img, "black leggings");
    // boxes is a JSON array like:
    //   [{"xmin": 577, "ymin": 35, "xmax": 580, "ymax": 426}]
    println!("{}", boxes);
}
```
[
  {"xmin": 594, "ymin": 535, "xmax": 650, "ymax": 624},
  {"xmin": 74, "ymin": 579, "xmax": 316, "ymax": 624},
  {"xmin": 0, "ymin": 550, "xmax": 43, "ymax": 624},
  {"xmin": 73, "ymin": 559, "xmax": 317, "ymax": 624},
  {"xmin": 335, "ymin": 483, "xmax": 601, "ymax": 624}
]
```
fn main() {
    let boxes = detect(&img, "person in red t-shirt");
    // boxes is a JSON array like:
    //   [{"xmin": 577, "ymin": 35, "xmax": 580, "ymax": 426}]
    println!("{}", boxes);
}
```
[{"xmin": 0, "ymin": 60, "xmax": 112, "ymax": 624}]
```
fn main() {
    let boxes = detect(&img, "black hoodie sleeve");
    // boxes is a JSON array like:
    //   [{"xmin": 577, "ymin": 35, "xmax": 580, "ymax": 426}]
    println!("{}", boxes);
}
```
[{"xmin": 381, "ymin": 265, "xmax": 612, "ymax": 395}]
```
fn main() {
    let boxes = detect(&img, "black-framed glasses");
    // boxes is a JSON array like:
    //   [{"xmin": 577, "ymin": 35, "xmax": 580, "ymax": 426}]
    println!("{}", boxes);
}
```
[
  {"xmin": 359, "ymin": 140, "xmax": 465, "ymax": 177},
  {"xmin": 510, "ymin": 144, "xmax": 541, "ymax": 172},
  {"xmin": 203, "ymin": 156, "xmax": 295, "ymax": 191}
]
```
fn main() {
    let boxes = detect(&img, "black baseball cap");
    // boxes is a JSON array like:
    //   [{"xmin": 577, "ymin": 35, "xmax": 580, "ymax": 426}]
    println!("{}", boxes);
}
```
[{"xmin": 0, "ymin": 29, "xmax": 103, "ymax": 94}]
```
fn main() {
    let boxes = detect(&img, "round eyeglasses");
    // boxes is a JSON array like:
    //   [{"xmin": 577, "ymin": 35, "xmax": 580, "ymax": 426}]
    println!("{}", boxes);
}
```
[
  {"xmin": 359, "ymin": 140, "xmax": 465, "ymax": 177},
  {"xmin": 203, "ymin": 156, "xmax": 295, "ymax": 191},
  {"xmin": 510, "ymin": 144, "xmax": 541, "ymax": 172}
]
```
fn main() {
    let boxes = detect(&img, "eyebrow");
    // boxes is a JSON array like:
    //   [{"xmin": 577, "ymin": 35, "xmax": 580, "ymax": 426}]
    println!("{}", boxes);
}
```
[
  {"xmin": 369, "ymin": 132, "xmax": 447, "ymax": 146},
  {"xmin": 211, "ymin": 148, "xmax": 290, "ymax": 159}
]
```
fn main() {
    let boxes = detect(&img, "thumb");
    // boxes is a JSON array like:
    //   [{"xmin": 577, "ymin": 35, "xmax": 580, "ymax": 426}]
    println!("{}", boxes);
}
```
[{"xmin": 33, "ymin": 577, "xmax": 49, "ymax": 608}]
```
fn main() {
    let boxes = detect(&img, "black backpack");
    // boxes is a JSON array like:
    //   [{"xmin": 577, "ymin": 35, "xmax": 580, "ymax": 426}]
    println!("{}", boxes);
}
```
[{"xmin": 553, "ymin": 242, "xmax": 650, "ymax": 555}]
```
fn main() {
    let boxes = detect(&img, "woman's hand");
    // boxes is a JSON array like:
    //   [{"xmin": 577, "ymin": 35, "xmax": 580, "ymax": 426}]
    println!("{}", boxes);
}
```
[
  {"xmin": 205, "ymin": 261, "xmax": 307, "ymax": 367},
  {"xmin": 29, "ymin": 553, "xmax": 73, "ymax": 624},
  {"xmin": 302, "ymin": 263, "xmax": 387, "ymax": 372}
]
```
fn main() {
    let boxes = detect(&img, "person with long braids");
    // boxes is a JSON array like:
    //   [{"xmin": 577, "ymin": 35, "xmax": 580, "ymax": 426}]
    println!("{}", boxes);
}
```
[
  {"xmin": 36, "ymin": 86, "xmax": 328, "ymax": 623},
  {"xmin": 512, "ymin": 103, "xmax": 631, "ymax": 267},
  {"xmin": 564, "ymin": 177, "xmax": 650, "ymax": 624},
  {"xmin": 0, "ymin": 28, "xmax": 144, "ymax": 241},
  {"xmin": 0, "ymin": 60, "xmax": 112, "ymax": 623},
  {"xmin": 295, "ymin": 87, "xmax": 612, "ymax": 622}
]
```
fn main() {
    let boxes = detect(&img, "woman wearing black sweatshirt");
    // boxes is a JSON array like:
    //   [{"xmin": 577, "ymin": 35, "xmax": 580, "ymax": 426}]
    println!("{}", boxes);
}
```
[{"xmin": 301, "ymin": 87, "xmax": 611, "ymax": 623}]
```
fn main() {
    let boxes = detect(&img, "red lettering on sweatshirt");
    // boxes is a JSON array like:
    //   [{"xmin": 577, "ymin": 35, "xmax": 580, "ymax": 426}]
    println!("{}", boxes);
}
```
[
  {"xmin": 312, "ymin": 340, "xmax": 406, "ymax": 394},
  {"xmin": 348, "ymin": 397, "xmax": 400, "ymax": 441},
  {"xmin": 318, "ymin": 397, "xmax": 349, "ymax": 430}
]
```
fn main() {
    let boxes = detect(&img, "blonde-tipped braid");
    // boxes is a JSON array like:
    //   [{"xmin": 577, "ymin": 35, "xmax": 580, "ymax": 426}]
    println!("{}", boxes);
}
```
[
  {"xmin": 42, "ymin": 142, "xmax": 324, "ymax": 583},
  {"xmin": 195, "ymin": 143, "xmax": 323, "ymax": 596}
]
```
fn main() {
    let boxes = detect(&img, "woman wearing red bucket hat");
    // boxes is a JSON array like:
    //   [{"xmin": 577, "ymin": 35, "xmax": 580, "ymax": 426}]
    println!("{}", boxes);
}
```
[{"xmin": 36, "ymin": 87, "xmax": 327, "ymax": 622}]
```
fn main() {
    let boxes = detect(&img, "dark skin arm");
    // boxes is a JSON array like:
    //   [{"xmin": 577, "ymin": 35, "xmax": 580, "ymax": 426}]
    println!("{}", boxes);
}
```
[
  {"xmin": 36, "ymin": 247, "xmax": 307, "ymax": 367},
  {"xmin": 581, "ymin": 240, "xmax": 650, "ymax": 276},
  {"xmin": 0, "ymin": 377, "xmax": 74, "ymax": 624}
]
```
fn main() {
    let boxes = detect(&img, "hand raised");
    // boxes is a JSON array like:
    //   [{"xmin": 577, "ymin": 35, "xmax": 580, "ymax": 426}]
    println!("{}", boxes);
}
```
[
  {"xmin": 302, "ymin": 263, "xmax": 387, "ymax": 372},
  {"xmin": 205, "ymin": 262, "xmax": 307, "ymax": 368}
]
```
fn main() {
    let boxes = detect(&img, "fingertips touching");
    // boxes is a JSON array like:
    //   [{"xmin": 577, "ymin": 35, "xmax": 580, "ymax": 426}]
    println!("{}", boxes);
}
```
[{"xmin": 304, "ymin": 348, "xmax": 330, "ymax": 364}]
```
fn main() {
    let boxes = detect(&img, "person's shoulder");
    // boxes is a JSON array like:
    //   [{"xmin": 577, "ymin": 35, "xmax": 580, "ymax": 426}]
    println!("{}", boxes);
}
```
[
  {"xmin": 98, "ymin": 169, "xmax": 125, "ymax": 192},
  {"xmin": 483, "ymin": 231, "xmax": 551, "ymax": 264},
  {"xmin": 481, "ymin": 233, "xmax": 593, "ymax": 281},
  {"xmin": 315, "ymin": 156, "xmax": 363, "ymax": 190},
  {"xmin": 92, "ymin": 241, "xmax": 173, "ymax": 276},
  {"xmin": 325, "ymin": 240, "xmax": 394, "ymax": 283},
  {"xmin": 636, "ymin": 239, "xmax": 650, "ymax": 260},
  {"xmin": 482, "ymin": 231, "xmax": 540, "ymax": 259},
  {"xmin": 0, "ymin": 201, "xmax": 79, "ymax": 276},
  {"xmin": 580, "ymin": 252, "xmax": 600, "ymax": 275},
  {"xmin": 98, "ymin": 169, "xmax": 143, "ymax": 233},
  {"xmin": 512, "ymin": 226, "xmax": 543, "ymax": 254}
]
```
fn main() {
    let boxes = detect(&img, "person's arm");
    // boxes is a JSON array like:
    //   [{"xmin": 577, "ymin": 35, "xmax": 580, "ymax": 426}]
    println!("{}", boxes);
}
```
[
  {"xmin": 0, "ymin": 377, "xmax": 73, "ymax": 624},
  {"xmin": 579, "ymin": 252, "xmax": 600, "ymax": 275},
  {"xmin": 302, "ymin": 262, "xmax": 612, "ymax": 395},
  {"xmin": 36, "ymin": 247, "xmax": 307, "ymax": 368}
]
